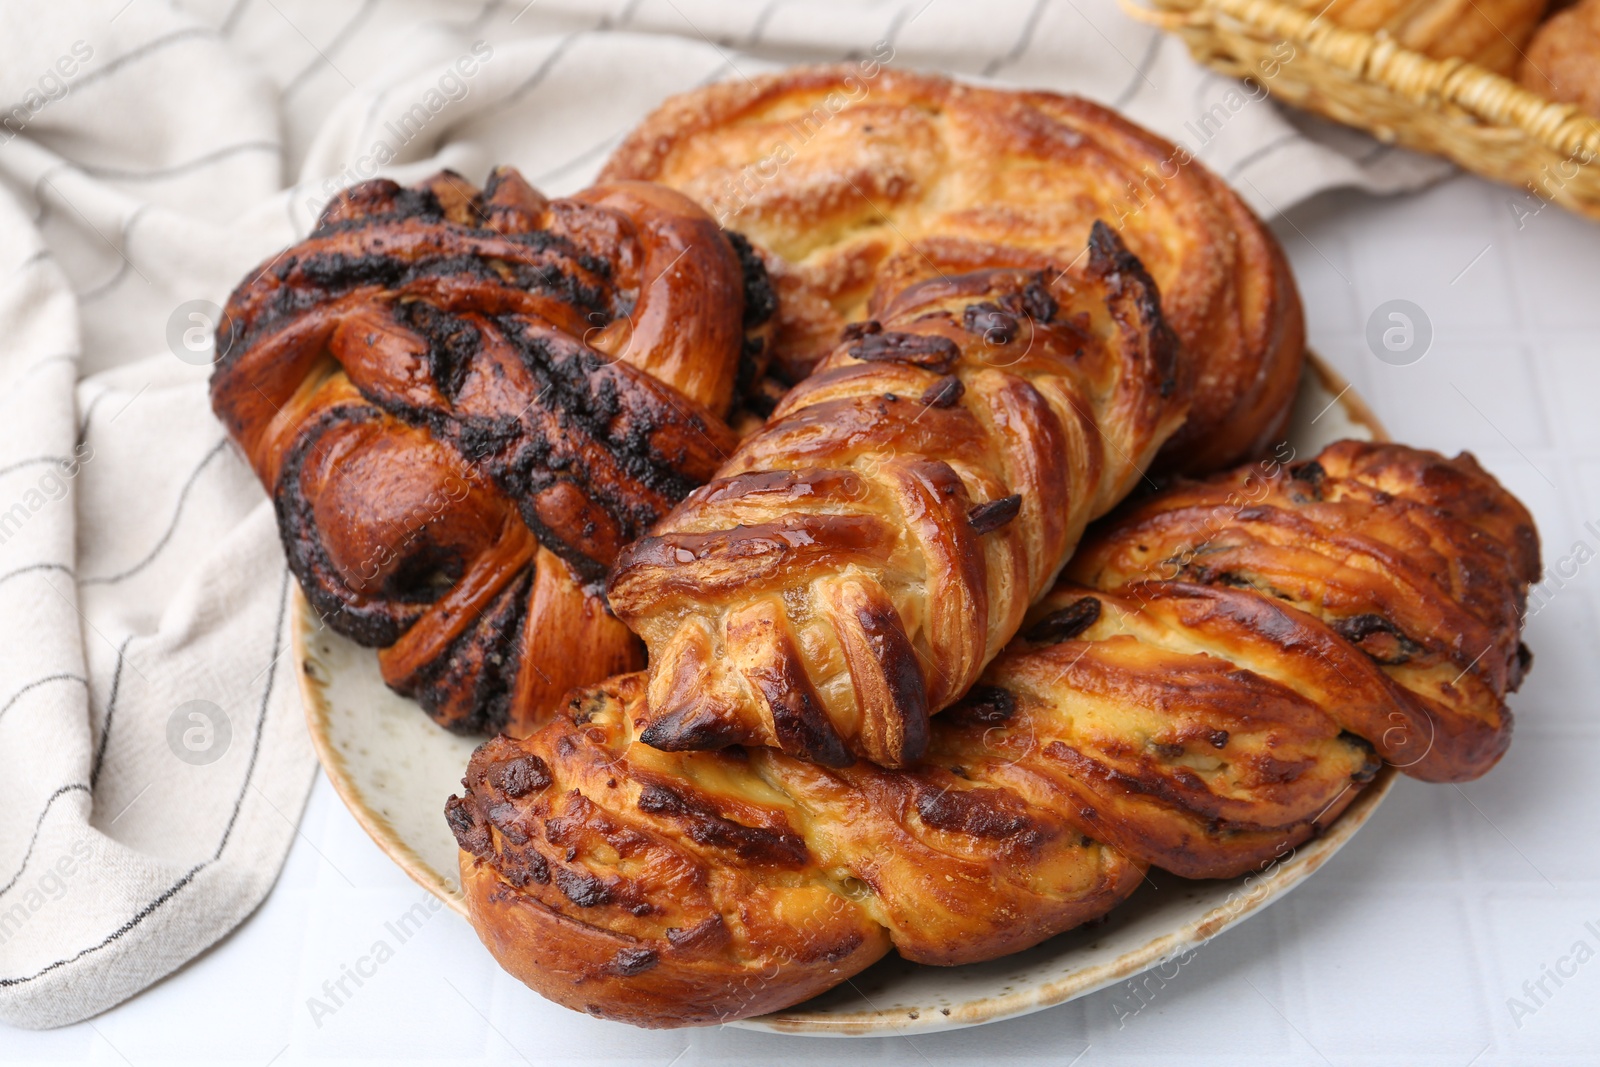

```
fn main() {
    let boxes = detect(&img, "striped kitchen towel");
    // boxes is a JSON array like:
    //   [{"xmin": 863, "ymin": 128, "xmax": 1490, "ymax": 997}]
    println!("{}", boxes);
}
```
[{"xmin": 0, "ymin": 0, "xmax": 1449, "ymax": 1030}]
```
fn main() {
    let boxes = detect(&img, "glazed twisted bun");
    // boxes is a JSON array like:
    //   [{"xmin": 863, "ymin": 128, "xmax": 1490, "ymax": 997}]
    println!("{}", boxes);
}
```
[
  {"xmin": 601, "ymin": 65, "xmax": 1304, "ymax": 472},
  {"xmin": 210, "ymin": 168, "xmax": 772, "ymax": 734},
  {"xmin": 450, "ymin": 672, "xmax": 1142, "ymax": 1027},
  {"xmin": 1063, "ymin": 438, "xmax": 1539, "ymax": 783},
  {"xmin": 1298, "ymin": 0, "xmax": 1548, "ymax": 74},
  {"xmin": 608, "ymin": 225, "xmax": 1189, "ymax": 767},
  {"xmin": 446, "ymin": 441, "xmax": 1539, "ymax": 1027},
  {"xmin": 1521, "ymin": 0, "xmax": 1600, "ymax": 118}
]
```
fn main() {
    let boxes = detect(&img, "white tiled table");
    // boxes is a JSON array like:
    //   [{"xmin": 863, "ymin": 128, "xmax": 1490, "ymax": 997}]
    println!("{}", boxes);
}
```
[{"xmin": 6, "ymin": 172, "xmax": 1599, "ymax": 1066}]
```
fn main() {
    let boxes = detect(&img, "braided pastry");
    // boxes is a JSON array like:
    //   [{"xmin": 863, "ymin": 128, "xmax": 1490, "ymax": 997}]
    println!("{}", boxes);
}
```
[
  {"xmin": 608, "ymin": 226, "xmax": 1189, "ymax": 767},
  {"xmin": 601, "ymin": 65, "xmax": 1304, "ymax": 472},
  {"xmin": 446, "ymin": 441, "xmax": 1538, "ymax": 1027},
  {"xmin": 210, "ymin": 168, "xmax": 773, "ymax": 734},
  {"xmin": 1062, "ymin": 438, "xmax": 1538, "ymax": 783}
]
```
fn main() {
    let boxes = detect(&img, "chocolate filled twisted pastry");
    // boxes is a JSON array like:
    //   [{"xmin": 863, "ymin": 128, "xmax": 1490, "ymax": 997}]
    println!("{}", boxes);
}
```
[
  {"xmin": 608, "ymin": 225, "xmax": 1189, "ymax": 768},
  {"xmin": 446, "ymin": 441, "xmax": 1539, "ymax": 1027},
  {"xmin": 210, "ymin": 168, "xmax": 773, "ymax": 734},
  {"xmin": 601, "ymin": 65, "xmax": 1304, "ymax": 472}
]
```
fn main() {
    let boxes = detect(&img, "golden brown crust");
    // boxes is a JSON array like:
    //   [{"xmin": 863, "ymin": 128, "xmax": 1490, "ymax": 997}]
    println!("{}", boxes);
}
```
[
  {"xmin": 449, "ymin": 674, "xmax": 1143, "ymax": 1028},
  {"xmin": 1065, "ymin": 439, "xmax": 1540, "ymax": 781},
  {"xmin": 943, "ymin": 585, "xmax": 1380, "ymax": 879},
  {"xmin": 210, "ymin": 168, "xmax": 773, "ymax": 734},
  {"xmin": 449, "ymin": 441, "xmax": 1539, "ymax": 1026},
  {"xmin": 1300, "ymin": 0, "xmax": 1548, "ymax": 74},
  {"xmin": 1521, "ymin": 0, "xmax": 1600, "ymax": 117},
  {"xmin": 600, "ymin": 64, "xmax": 1305, "ymax": 472},
  {"xmin": 608, "ymin": 226, "xmax": 1189, "ymax": 767}
]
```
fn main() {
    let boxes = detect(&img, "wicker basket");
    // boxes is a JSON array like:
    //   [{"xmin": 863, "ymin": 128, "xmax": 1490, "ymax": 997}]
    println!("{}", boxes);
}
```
[{"xmin": 1127, "ymin": 0, "xmax": 1600, "ymax": 220}]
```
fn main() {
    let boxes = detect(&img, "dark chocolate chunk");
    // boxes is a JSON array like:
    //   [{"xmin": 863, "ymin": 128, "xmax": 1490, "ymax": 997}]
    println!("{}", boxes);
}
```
[
  {"xmin": 963, "ymin": 302, "xmax": 1019, "ymax": 343},
  {"xmin": 968, "ymin": 494, "xmax": 1023, "ymax": 535},
  {"xmin": 489, "ymin": 754, "xmax": 551, "ymax": 798},
  {"xmin": 605, "ymin": 947, "xmax": 660, "ymax": 977},
  {"xmin": 1024, "ymin": 597, "xmax": 1102, "ymax": 644},
  {"xmin": 848, "ymin": 330, "xmax": 960, "ymax": 372},
  {"xmin": 919, "ymin": 374, "xmax": 965, "ymax": 409}
]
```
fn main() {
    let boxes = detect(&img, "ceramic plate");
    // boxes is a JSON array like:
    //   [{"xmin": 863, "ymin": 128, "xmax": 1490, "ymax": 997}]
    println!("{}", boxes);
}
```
[{"xmin": 295, "ymin": 354, "xmax": 1392, "ymax": 1036}]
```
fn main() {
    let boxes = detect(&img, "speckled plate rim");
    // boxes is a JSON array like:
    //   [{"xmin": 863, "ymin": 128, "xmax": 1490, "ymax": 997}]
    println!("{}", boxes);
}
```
[
  {"xmin": 299, "ymin": 617, "xmax": 470, "ymax": 913},
  {"xmin": 296, "ymin": 353, "xmax": 1393, "ymax": 1036}
]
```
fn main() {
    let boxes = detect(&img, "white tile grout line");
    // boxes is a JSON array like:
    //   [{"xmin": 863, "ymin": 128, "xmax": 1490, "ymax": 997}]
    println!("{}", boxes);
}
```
[
  {"xmin": 1450, "ymin": 243, "xmax": 1493, "ymax": 286},
  {"xmin": 1481, "ymin": 180, "xmax": 1571, "ymax": 496}
]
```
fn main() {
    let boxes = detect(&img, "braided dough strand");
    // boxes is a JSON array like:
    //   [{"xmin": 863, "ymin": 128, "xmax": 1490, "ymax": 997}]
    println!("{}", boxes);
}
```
[
  {"xmin": 609, "ymin": 225, "xmax": 1189, "ymax": 767},
  {"xmin": 449, "ymin": 441, "xmax": 1538, "ymax": 1027}
]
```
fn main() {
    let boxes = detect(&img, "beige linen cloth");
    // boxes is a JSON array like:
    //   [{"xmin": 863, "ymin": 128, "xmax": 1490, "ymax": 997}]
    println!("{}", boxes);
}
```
[{"xmin": 0, "ymin": 0, "xmax": 1448, "ymax": 1030}]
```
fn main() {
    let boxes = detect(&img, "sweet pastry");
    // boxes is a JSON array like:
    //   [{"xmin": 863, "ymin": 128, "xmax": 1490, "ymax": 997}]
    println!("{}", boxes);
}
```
[
  {"xmin": 601, "ymin": 65, "xmax": 1305, "ymax": 473},
  {"xmin": 1299, "ymin": 0, "xmax": 1548, "ymax": 74},
  {"xmin": 210, "ymin": 168, "xmax": 773, "ymax": 734},
  {"xmin": 1062, "ymin": 438, "xmax": 1537, "ymax": 783},
  {"xmin": 446, "ymin": 440, "xmax": 1539, "ymax": 1027},
  {"xmin": 1521, "ymin": 0, "xmax": 1600, "ymax": 118},
  {"xmin": 608, "ymin": 225, "xmax": 1190, "ymax": 767}
]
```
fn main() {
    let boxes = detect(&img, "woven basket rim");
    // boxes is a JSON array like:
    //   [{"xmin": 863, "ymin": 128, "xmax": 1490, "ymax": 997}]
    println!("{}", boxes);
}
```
[{"xmin": 1128, "ymin": 0, "xmax": 1600, "ymax": 164}]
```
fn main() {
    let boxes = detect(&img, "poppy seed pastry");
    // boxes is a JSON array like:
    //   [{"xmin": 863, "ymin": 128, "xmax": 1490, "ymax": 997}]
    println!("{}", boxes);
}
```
[{"xmin": 210, "ymin": 168, "xmax": 772, "ymax": 734}]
